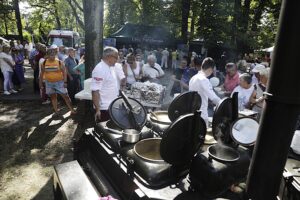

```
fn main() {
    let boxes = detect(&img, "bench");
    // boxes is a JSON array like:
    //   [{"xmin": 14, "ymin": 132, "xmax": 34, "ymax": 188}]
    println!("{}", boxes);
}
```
[{"xmin": 53, "ymin": 160, "xmax": 99, "ymax": 200}]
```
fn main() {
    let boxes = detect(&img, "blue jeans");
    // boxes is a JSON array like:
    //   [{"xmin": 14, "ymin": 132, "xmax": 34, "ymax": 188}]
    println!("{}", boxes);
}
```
[{"xmin": 3, "ymin": 71, "xmax": 13, "ymax": 91}]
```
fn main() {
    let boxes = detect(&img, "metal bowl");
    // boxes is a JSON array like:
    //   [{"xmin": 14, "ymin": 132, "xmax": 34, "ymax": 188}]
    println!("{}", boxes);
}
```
[
  {"xmin": 208, "ymin": 144, "xmax": 240, "ymax": 163},
  {"xmin": 134, "ymin": 138, "xmax": 164, "ymax": 162}
]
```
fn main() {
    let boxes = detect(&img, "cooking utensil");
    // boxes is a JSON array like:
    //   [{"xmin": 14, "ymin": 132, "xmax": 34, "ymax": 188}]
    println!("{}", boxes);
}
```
[
  {"xmin": 208, "ymin": 144, "xmax": 240, "ymax": 163},
  {"xmin": 149, "ymin": 111, "xmax": 171, "ymax": 125},
  {"xmin": 134, "ymin": 138, "xmax": 164, "ymax": 162},
  {"xmin": 120, "ymin": 91, "xmax": 140, "ymax": 130},
  {"xmin": 230, "ymin": 117, "xmax": 259, "ymax": 146},
  {"xmin": 168, "ymin": 91, "xmax": 201, "ymax": 122},
  {"xmin": 150, "ymin": 111, "xmax": 158, "ymax": 119},
  {"xmin": 104, "ymin": 127, "xmax": 140, "ymax": 143},
  {"xmin": 134, "ymin": 111, "xmax": 207, "ymax": 165},
  {"xmin": 212, "ymin": 93, "xmax": 239, "ymax": 145},
  {"xmin": 109, "ymin": 96, "xmax": 147, "ymax": 130}
]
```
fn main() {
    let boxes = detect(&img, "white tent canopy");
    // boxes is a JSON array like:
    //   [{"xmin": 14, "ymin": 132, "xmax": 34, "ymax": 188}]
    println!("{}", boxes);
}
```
[{"xmin": 259, "ymin": 46, "xmax": 274, "ymax": 52}]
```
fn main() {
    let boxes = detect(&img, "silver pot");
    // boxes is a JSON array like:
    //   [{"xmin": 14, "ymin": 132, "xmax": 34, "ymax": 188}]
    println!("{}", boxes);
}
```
[
  {"xmin": 122, "ymin": 129, "xmax": 140, "ymax": 143},
  {"xmin": 104, "ymin": 127, "xmax": 140, "ymax": 143}
]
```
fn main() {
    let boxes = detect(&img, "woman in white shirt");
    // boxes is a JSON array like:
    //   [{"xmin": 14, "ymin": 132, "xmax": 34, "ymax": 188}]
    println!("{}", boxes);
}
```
[
  {"xmin": 122, "ymin": 53, "xmax": 142, "ymax": 87},
  {"xmin": 0, "ymin": 45, "xmax": 17, "ymax": 95},
  {"xmin": 231, "ymin": 73, "xmax": 254, "ymax": 110}
]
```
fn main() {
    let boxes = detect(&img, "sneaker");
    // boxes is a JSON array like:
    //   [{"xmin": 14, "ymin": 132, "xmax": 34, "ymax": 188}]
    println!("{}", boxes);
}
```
[
  {"xmin": 10, "ymin": 89, "xmax": 18, "ymax": 93},
  {"xmin": 4, "ymin": 91, "xmax": 11, "ymax": 95},
  {"xmin": 42, "ymin": 100, "xmax": 51, "ymax": 105}
]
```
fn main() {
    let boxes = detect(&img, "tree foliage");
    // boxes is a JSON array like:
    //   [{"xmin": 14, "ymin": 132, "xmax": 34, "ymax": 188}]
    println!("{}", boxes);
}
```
[{"xmin": 0, "ymin": 0, "xmax": 281, "ymax": 53}]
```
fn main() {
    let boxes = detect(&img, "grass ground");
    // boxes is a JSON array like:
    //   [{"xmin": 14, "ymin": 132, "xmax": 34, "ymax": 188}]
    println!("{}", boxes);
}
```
[{"xmin": 0, "ymin": 101, "xmax": 78, "ymax": 200}]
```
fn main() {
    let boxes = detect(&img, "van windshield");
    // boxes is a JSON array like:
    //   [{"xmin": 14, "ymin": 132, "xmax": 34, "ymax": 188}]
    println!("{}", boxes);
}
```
[{"xmin": 49, "ymin": 37, "xmax": 73, "ymax": 47}]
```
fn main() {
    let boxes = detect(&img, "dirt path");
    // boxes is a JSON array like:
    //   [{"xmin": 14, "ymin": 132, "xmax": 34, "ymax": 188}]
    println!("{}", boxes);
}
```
[{"xmin": 0, "ymin": 101, "xmax": 78, "ymax": 200}]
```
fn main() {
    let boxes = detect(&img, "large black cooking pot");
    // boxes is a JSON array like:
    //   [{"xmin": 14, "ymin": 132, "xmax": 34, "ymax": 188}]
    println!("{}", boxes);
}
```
[
  {"xmin": 208, "ymin": 144, "xmax": 240, "ymax": 163},
  {"xmin": 149, "ymin": 91, "xmax": 202, "ymax": 133},
  {"xmin": 134, "ymin": 111, "xmax": 207, "ymax": 165},
  {"xmin": 134, "ymin": 138, "xmax": 164, "ymax": 162},
  {"xmin": 208, "ymin": 117, "xmax": 259, "ymax": 163}
]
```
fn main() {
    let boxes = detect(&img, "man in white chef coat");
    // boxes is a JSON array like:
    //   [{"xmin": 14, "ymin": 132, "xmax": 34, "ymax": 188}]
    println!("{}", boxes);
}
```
[
  {"xmin": 189, "ymin": 57, "xmax": 221, "ymax": 126},
  {"xmin": 91, "ymin": 46, "xmax": 121, "ymax": 122}
]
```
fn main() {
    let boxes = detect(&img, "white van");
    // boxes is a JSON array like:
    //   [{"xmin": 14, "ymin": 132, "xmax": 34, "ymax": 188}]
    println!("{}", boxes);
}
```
[{"xmin": 47, "ymin": 30, "xmax": 80, "ymax": 48}]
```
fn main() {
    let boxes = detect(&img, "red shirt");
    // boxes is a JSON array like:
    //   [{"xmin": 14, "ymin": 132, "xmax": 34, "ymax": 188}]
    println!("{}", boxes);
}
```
[{"xmin": 224, "ymin": 72, "xmax": 239, "ymax": 92}]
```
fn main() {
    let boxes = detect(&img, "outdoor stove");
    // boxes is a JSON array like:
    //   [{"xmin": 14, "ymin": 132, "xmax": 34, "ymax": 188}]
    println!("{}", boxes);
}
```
[
  {"xmin": 73, "ymin": 92, "xmax": 258, "ymax": 199},
  {"xmin": 188, "ymin": 93, "xmax": 260, "ymax": 198}
]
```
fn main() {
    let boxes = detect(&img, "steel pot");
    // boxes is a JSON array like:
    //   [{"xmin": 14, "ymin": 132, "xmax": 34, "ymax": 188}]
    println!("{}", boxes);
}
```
[
  {"xmin": 207, "ymin": 144, "xmax": 240, "ymax": 163},
  {"xmin": 104, "ymin": 127, "xmax": 140, "ymax": 143},
  {"xmin": 133, "ymin": 138, "xmax": 164, "ymax": 162}
]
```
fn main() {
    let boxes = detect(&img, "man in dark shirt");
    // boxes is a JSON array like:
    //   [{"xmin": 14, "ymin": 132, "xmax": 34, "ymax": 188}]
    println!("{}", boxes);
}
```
[{"xmin": 64, "ymin": 48, "xmax": 79, "ymax": 103}]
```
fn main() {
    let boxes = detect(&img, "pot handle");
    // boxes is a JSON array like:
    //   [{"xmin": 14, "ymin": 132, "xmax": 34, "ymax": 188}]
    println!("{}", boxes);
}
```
[
  {"xmin": 104, "ymin": 127, "xmax": 123, "ymax": 135},
  {"xmin": 126, "ymin": 156, "xmax": 135, "ymax": 176}
]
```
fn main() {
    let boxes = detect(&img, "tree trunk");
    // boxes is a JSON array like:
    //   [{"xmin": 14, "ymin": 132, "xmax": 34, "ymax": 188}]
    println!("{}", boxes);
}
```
[
  {"xmin": 232, "ymin": 0, "xmax": 241, "ymax": 46},
  {"xmin": 66, "ymin": 0, "xmax": 84, "ymax": 29},
  {"xmin": 190, "ymin": 10, "xmax": 195, "ymax": 40},
  {"xmin": 13, "ymin": 0, "xmax": 23, "ymax": 41},
  {"xmin": 181, "ymin": 0, "xmax": 191, "ymax": 44},
  {"xmin": 119, "ymin": 1, "xmax": 125, "ymax": 25},
  {"xmin": 4, "ymin": 14, "xmax": 9, "ymax": 36},
  {"xmin": 140, "ymin": 0, "xmax": 150, "ymax": 24},
  {"xmin": 52, "ymin": 0, "xmax": 61, "ymax": 29},
  {"xmin": 251, "ymin": 0, "xmax": 267, "ymax": 32},
  {"xmin": 83, "ymin": 0, "xmax": 103, "ymax": 78},
  {"xmin": 242, "ymin": 0, "xmax": 251, "ymax": 32}
]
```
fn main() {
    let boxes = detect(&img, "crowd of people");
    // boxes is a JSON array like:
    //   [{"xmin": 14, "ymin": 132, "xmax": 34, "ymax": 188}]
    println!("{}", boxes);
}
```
[{"xmin": 1, "ymin": 40, "xmax": 272, "ymax": 120}]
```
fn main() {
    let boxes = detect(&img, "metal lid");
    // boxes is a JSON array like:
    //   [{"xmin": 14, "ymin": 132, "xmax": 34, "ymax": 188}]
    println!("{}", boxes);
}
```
[
  {"xmin": 109, "ymin": 97, "xmax": 147, "ymax": 130},
  {"xmin": 230, "ymin": 117, "xmax": 259, "ymax": 146},
  {"xmin": 160, "ymin": 111, "xmax": 206, "ymax": 165},
  {"xmin": 212, "ymin": 93, "xmax": 238, "ymax": 144},
  {"xmin": 168, "ymin": 91, "xmax": 202, "ymax": 122}
]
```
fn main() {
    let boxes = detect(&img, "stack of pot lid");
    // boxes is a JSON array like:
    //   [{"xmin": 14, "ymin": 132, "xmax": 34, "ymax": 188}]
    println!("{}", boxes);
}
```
[
  {"xmin": 160, "ymin": 111, "xmax": 207, "ymax": 165},
  {"xmin": 109, "ymin": 97, "xmax": 147, "ymax": 130}
]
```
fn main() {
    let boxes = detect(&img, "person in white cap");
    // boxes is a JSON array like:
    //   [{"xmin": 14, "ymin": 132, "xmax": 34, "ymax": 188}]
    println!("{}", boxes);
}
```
[
  {"xmin": 251, "ymin": 64, "xmax": 265, "ymax": 85},
  {"xmin": 250, "ymin": 67, "xmax": 270, "ymax": 119}
]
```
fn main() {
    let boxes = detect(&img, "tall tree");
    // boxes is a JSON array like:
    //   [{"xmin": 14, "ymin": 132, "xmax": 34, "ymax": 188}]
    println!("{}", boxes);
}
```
[
  {"xmin": 13, "ymin": 0, "xmax": 23, "ymax": 40},
  {"xmin": 251, "ymin": 0, "xmax": 268, "ymax": 32},
  {"xmin": 83, "ymin": 0, "xmax": 103, "ymax": 77},
  {"xmin": 181, "ymin": 0, "xmax": 191, "ymax": 44}
]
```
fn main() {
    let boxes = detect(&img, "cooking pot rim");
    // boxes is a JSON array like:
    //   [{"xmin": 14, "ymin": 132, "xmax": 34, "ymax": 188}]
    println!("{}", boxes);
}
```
[
  {"xmin": 207, "ymin": 144, "xmax": 240, "ymax": 163},
  {"xmin": 133, "ymin": 138, "xmax": 165, "ymax": 162}
]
